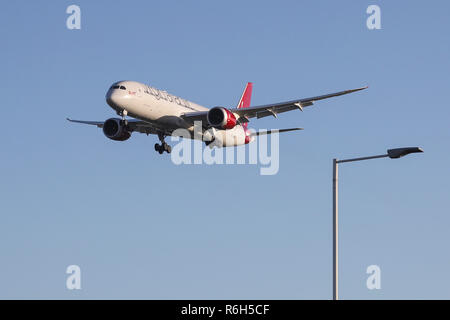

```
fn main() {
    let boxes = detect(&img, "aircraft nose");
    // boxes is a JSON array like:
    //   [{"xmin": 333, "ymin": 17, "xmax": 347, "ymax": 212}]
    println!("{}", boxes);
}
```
[
  {"xmin": 105, "ymin": 89, "xmax": 114, "ymax": 105},
  {"xmin": 106, "ymin": 89, "xmax": 124, "ymax": 108}
]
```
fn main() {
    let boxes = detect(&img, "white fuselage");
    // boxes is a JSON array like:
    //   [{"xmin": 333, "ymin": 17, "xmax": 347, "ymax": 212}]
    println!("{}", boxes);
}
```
[{"xmin": 105, "ymin": 80, "xmax": 248, "ymax": 146}]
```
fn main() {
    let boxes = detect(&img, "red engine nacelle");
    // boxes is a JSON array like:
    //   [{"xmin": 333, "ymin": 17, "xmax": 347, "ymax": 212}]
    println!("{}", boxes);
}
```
[
  {"xmin": 207, "ymin": 107, "xmax": 237, "ymax": 129},
  {"xmin": 102, "ymin": 118, "xmax": 131, "ymax": 141}
]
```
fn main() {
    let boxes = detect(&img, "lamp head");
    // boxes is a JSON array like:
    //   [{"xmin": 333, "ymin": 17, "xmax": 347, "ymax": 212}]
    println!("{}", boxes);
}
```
[{"xmin": 387, "ymin": 147, "xmax": 424, "ymax": 159}]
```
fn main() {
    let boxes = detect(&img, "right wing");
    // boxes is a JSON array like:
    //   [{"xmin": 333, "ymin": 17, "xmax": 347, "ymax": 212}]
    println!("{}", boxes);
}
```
[
  {"xmin": 180, "ymin": 86, "xmax": 367, "ymax": 125},
  {"xmin": 230, "ymin": 86, "xmax": 368, "ymax": 120}
]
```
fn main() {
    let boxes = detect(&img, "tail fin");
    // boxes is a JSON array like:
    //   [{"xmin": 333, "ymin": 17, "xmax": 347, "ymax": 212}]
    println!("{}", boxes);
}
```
[{"xmin": 237, "ymin": 82, "xmax": 253, "ymax": 130}]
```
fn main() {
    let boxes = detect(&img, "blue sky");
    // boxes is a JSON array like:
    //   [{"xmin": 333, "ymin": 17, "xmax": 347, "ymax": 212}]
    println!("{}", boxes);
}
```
[{"xmin": 1, "ymin": 0, "xmax": 449, "ymax": 299}]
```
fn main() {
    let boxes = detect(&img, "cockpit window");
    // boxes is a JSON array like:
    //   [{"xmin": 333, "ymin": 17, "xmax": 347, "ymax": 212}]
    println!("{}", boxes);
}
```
[{"xmin": 110, "ymin": 84, "xmax": 127, "ymax": 90}]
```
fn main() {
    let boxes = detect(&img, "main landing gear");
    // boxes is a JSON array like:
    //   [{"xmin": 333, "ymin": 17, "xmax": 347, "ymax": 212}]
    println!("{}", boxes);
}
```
[{"xmin": 154, "ymin": 132, "xmax": 171, "ymax": 154}]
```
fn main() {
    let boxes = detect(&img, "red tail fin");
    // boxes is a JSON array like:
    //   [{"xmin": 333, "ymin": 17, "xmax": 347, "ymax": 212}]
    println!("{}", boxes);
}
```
[{"xmin": 237, "ymin": 82, "xmax": 253, "ymax": 130}]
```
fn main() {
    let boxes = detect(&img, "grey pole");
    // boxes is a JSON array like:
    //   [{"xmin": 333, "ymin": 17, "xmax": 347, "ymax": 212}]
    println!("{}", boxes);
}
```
[
  {"xmin": 333, "ymin": 158, "xmax": 338, "ymax": 300},
  {"xmin": 331, "ymin": 147, "xmax": 423, "ymax": 301}
]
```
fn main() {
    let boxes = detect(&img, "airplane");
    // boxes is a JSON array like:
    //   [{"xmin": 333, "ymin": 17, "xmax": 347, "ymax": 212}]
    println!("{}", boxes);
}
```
[{"xmin": 67, "ymin": 81, "xmax": 367, "ymax": 154}]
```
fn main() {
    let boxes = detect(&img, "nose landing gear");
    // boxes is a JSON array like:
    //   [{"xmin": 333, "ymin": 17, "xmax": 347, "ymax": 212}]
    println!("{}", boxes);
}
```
[
  {"xmin": 118, "ymin": 109, "xmax": 128, "ymax": 126},
  {"xmin": 155, "ymin": 132, "xmax": 172, "ymax": 154}
]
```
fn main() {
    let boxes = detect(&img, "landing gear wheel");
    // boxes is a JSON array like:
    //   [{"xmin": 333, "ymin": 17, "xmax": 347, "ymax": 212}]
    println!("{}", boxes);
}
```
[
  {"xmin": 154, "ymin": 143, "xmax": 166, "ymax": 154},
  {"xmin": 162, "ymin": 142, "xmax": 171, "ymax": 153},
  {"xmin": 155, "ymin": 132, "xmax": 172, "ymax": 154}
]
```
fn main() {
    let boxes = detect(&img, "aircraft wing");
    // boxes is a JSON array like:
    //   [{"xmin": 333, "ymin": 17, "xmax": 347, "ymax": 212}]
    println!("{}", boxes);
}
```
[
  {"xmin": 232, "ymin": 86, "xmax": 367, "ymax": 120},
  {"xmin": 66, "ymin": 118, "xmax": 169, "ymax": 135},
  {"xmin": 66, "ymin": 119, "xmax": 104, "ymax": 127},
  {"xmin": 181, "ymin": 86, "xmax": 367, "ymax": 124}
]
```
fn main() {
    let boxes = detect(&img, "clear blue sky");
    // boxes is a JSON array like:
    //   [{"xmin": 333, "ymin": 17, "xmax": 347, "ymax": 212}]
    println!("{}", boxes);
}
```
[{"xmin": 1, "ymin": 0, "xmax": 449, "ymax": 299}]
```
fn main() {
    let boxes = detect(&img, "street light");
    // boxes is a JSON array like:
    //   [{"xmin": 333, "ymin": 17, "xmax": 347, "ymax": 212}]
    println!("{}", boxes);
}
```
[{"xmin": 332, "ymin": 147, "xmax": 423, "ymax": 300}]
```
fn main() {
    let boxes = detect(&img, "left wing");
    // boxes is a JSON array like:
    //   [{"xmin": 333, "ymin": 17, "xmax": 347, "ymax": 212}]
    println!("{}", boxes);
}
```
[
  {"xmin": 66, "ymin": 119, "xmax": 104, "ymax": 127},
  {"xmin": 181, "ymin": 86, "xmax": 367, "ymax": 125},
  {"xmin": 66, "ymin": 118, "xmax": 170, "ymax": 135}
]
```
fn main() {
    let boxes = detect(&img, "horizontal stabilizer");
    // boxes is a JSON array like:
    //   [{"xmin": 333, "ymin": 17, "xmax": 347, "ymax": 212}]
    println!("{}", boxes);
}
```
[{"xmin": 249, "ymin": 127, "xmax": 303, "ymax": 136}]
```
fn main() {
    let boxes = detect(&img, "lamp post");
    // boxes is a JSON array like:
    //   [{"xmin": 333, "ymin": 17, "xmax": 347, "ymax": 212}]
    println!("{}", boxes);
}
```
[{"xmin": 332, "ymin": 147, "xmax": 423, "ymax": 300}]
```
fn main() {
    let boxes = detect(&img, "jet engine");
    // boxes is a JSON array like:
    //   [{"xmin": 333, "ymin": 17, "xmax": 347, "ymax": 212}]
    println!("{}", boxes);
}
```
[
  {"xmin": 102, "ymin": 118, "xmax": 131, "ymax": 141},
  {"xmin": 207, "ymin": 107, "xmax": 237, "ymax": 129}
]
